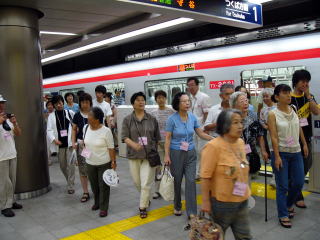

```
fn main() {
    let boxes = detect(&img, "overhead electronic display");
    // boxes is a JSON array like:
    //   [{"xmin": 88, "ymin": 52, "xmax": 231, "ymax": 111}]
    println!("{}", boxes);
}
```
[{"xmin": 119, "ymin": 0, "xmax": 263, "ymax": 27}]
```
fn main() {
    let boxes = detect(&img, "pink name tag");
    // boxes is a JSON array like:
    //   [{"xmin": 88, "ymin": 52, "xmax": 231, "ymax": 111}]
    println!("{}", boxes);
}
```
[
  {"xmin": 3, "ymin": 132, "xmax": 11, "ymax": 140},
  {"xmin": 180, "ymin": 141, "xmax": 189, "ymax": 151},
  {"xmin": 232, "ymin": 181, "xmax": 247, "ymax": 196},
  {"xmin": 60, "ymin": 130, "xmax": 68, "ymax": 137},
  {"xmin": 138, "ymin": 137, "xmax": 148, "ymax": 146},
  {"xmin": 245, "ymin": 144, "xmax": 252, "ymax": 154},
  {"xmin": 286, "ymin": 136, "xmax": 295, "ymax": 147},
  {"xmin": 81, "ymin": 148, "xmax": 91, "ymax": 158},
  {"xmin": 299, "ymin": 118, "xmax": 309, "ymax": 127}
]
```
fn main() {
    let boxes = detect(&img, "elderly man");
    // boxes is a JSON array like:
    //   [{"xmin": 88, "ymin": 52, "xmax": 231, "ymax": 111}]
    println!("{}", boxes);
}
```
[
  {"xmin": 0, "ymin": 94, "xmax": 22, "ymax": 217},
  {"xmin": 204, "ymin": 84, "xmax": 235, "ymax": 136},
  {"xmin": 187, "ymin": 77, "xmax": 212, "ymax": 179}
]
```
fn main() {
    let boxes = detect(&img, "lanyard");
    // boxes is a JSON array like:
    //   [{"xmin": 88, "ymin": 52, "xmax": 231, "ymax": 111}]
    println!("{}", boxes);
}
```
[
  {"xmin": 228, "ymin": 142, "xmax": 248, "ymax": 180},
  {"xmin": 55, "ymin": 110, "xmax": 66, "ymax": 130},
  {"xmin": 293, "ymin": 95, "xmax": 306, "ymax": 112}
]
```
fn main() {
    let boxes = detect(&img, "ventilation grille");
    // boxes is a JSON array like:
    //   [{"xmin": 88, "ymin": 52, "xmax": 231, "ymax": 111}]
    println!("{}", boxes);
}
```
[{"xmin": 126, "ymin": 19, "xmax": 320, "ymax": 62}]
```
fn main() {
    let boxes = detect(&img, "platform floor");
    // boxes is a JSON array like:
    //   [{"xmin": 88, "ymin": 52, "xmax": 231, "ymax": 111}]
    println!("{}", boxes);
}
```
[{"xmin": 1, "ymin": 156, "xmax": 320, "ymax": 240}]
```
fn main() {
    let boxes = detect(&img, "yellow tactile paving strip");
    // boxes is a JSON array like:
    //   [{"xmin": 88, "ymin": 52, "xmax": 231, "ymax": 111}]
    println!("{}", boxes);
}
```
[{"xmin": 61, "ymin": 182, "xmax": 310, "ymax": 240}]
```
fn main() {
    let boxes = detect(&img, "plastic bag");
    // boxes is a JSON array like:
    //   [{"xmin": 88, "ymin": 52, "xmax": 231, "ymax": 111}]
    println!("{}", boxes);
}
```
[
  {"xmin": 69, "ymin": 149, "xmax": 77, "ymax": 165},
  {"xmin": 159, "ymin": 166, "xmax": 174, "ymax": 201}
]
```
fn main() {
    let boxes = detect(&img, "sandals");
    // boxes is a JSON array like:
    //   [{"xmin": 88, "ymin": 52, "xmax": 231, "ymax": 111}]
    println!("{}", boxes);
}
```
[
  {"xmin": 139, "ymin": 208, "xmax": 148, "ymax": 219},
  {"xmin": 81, "ymin": 193, "xmax": 90, "ymax": 203},
  {"xmin": 153, "ymin": 192, "xmax": 161, "ymax": 199},
  {"xmin": 279, "ymin": 218, "xmax": 292, "ymax": 228},
  {"xmin": 295, "ymin": 201, "xmax": 307, "ymax": 208},
  {"xmin": 174, "ymin": 209, "xmax": 182, "ymax": 216},
  {"xmin": 288, "ymin": 208, "xmax": 296, "ymax": 219}
]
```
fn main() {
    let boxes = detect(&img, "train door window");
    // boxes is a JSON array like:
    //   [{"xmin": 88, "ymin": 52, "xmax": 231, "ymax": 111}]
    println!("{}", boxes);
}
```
[
  {"xmin": 241, "ymin": 66, "xmax": 306, "ymax": 108},
  {"xmin": 59, "ymin": 88, "xmax": 84, "ymax": 103},
  {"xmin": 104, "ymin": 82, "xmax": 125, "ymax": 99},
  {"xmin": 144, "ymin": 77, "xmax": 205, "ymax": 105}
]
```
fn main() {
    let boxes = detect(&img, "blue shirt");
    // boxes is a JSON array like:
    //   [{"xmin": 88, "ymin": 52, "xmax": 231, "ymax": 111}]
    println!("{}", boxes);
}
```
[
  {"xmin": 165, "ymin": 112, "xmax": 200, "ymax": 151},
  {"xmin": 64, "ymin": 103, "xmax": 79, "ymax": 113}
]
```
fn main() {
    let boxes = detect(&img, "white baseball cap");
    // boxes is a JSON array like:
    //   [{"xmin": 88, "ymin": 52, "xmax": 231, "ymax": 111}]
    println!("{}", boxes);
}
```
[
  {"xmin": 0, "ymin": 95, "xmax": 7, "ymax": 102},
  {"xmin": 102, "ymin": 169, "xmax": 119, "ymax": 187}
]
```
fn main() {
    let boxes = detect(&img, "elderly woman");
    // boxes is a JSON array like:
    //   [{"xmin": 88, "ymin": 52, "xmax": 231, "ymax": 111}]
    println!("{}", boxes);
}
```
[
  {"xmin": 229, "ymin": 92, "xmax": 268, "ymax": 175},
  {"xmin": 165, "ymin": 92, "xmax": 213, "ymax": 219},
  {"xmin": 201, "ymin": 109, "xmax": 251, "ymax": 239},
  {"xmin": 71, "ymin": 93, "xmax": 92, "ymax": 202},
  {"xmin": 83, "ymin": 107, "xmax": 116, "ymax": 217},
  {"xmin": 268, "ymin": 84, "xmax": 308, "ymax": 228},
  {"xmin": 64, "ymin": 92, "xmax": 79, "ymax": 113},
  {"xmin": 121, "ymin": 92, "xmax": 161, "ymax": 219},
  {"xmin": 47, "ymin": 95, "xmax": 75, "ymax": 194}
]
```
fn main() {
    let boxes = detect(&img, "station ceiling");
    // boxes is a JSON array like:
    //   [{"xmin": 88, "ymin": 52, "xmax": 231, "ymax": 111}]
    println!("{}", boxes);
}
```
[{"xmin": 0, "ymin": 0, "xmax": 319, "ymax": 78}]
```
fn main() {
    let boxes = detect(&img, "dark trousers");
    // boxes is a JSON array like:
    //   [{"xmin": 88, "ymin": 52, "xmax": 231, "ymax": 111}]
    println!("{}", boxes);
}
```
[
  {"xmin": 295, "ymin": 142, "xmax": 312, "ymax": 202},
  {"xmin": 86, "ymin": 162, "xmax": 111, "ymax": 211}
]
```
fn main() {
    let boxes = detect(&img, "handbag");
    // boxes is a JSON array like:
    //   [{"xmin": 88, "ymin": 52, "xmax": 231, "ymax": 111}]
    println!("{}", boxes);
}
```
[
  {"xmin": 159, "ymin": 166, "xmax": 174, "ymax": 201},
  {"xmin": 189, "ymin": 211, "xmax": 224, "ymax": 240},
  {"xmin": 133, "ymin": 118, "xmax": 161, "ymax": 167}
]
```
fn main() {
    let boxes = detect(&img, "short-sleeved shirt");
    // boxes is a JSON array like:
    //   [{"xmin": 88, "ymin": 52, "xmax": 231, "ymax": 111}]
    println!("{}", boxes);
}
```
[
  {"xmin": 291, "ymin": 92, "xmax": 316, "ymax": 143},
  {"xmin": 64, "ymin": 103, "xmax": 79, "ymax": 113},
  {"xmin": 150, "ymin": 107, "xmax": 175, "ymax": 142},
  {"xmin": 93, "ymin": 99, "xmax": 112, "ymax": 118},
  {"xmin": 121, "ymin": 112, "xmax": 161, "ymax": 159},
  {"xmin": 204, "ymin": 104, "xmax": 223, "ymax": 136},
  {"xmin": 73, "ymin": 112, "xmax": 88, "ymax": 140},
  {"xmin": 83, "ymin": 125, "xmax": 114, "ymax": 166},
  {"xmin": 165, "ymin": 112, "xmax": 200, "ymax": 151},
  {"xmin": 190, "ymin": 91, "xmax": 212, "ymax": 127},
  {"xmin": 260, "ymin": 105, "xmax": 276, "ymax": 126},
  {"xmin": 0, "ymin": 120, "xmax": 16, "ymax": 162},
  {"xmin": 200, "ymin": 137, "xmax": 250, "ymax": 202}
]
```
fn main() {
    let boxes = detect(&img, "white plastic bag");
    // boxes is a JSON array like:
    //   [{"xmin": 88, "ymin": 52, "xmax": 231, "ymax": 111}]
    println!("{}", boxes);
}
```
[
  {"xmin": 159, "ymin": 166, "xmax": 174, "ymax": 201},
  {"xmin": 69, "ymin": 149, "xmax": 77, "ymax": 165}
]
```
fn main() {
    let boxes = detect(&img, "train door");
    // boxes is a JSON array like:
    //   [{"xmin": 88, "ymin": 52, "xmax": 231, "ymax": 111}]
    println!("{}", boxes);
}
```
[
  {"xmin": 241, "ymin": 66, "xmax": 306, "ymax": 109},
  {"xmin": 144, "ymin": 76, "xmax": 205, "ymax": 105}
]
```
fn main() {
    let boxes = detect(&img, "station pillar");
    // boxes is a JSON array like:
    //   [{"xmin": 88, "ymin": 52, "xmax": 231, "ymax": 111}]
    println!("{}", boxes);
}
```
[{"xmin": 0, "ymin": 7, "xmax": 50, "ymax": 199}]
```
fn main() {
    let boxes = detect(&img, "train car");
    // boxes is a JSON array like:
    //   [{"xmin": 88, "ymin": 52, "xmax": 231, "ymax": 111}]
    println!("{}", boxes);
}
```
[{"xmin": 43, "ymin": 31, "xmax": 320, "ymax": 107}]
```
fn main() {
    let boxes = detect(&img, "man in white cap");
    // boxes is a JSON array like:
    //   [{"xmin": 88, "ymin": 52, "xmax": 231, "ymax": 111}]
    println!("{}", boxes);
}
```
[{"xmin": 0, "ymin": 94, "xmax": 22, "ymax": 217}]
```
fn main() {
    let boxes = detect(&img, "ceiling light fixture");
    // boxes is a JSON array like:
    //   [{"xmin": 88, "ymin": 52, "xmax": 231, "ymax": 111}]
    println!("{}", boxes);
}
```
[
  {"xmin": 40, "ymin": 31, "xmax": 78, "ymax": 36},
  {"xmin": 41, "ymin": 17, "xmax": 194, "ymax": 64}
]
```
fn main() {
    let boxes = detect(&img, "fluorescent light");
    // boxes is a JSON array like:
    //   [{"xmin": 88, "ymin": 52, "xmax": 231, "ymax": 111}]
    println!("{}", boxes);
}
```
[
  {"xmin": 41, "ymin": 17, "xmax": 194, "ymax": 63},
  {"xmin": 248, "ymin": 0, "xmax": 273, "ymax": 3},
  {"xmin": 40, "ymin": 31, "xmax": 78, "ymax": 36}
]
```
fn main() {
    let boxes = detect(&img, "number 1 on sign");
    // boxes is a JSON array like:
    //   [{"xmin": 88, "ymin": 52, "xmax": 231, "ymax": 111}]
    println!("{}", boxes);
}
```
[{"xmin": 253, "ymin": 7, "xmax": 257, "ymax": 22}]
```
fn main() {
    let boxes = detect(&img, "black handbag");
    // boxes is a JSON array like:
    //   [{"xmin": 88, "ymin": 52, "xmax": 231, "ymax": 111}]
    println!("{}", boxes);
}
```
[{"xmin": 133, "ymin": 118, "xmax": 161, "ymax": 167}]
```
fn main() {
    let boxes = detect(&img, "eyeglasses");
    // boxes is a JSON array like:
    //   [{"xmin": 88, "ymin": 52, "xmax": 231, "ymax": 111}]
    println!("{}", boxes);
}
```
[{"xmin": 180, "ymin": 100, "xmax": 191, "ymax": 103}]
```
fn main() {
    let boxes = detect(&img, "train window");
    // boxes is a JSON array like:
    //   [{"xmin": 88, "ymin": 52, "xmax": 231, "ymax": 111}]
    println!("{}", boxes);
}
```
[
  {"xmin": 241, "ymin": 66, "xmax": 306, "ymax": 108},
  {"xmin": 104, "ymin": 82, "xmax": 125, "ymax": 100},
  {"xmin": 59, "ymin": 88, "xmax": 84, "ymax": 103},
  {"xmin": 144, "ymin": 76, "xmax": 205, "ymax": 105}
]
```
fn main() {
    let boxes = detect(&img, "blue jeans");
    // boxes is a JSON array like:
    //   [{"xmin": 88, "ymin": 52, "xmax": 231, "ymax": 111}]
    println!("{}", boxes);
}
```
[{"xmin": 271, "ymin": 152, "xmax": 304, "ymax": 218}]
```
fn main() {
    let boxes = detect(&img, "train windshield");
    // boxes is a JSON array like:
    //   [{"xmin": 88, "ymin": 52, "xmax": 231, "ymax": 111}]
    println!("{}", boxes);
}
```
[{"xmin": 144, "ymin": 76, "xmax": 205, "ymax": 105}]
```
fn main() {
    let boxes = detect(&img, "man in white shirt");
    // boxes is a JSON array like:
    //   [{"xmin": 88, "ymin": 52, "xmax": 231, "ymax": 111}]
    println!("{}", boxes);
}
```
[
  {"xmin": 0, "ymin": 95, "xmax": 22, "ymax": 217},
  {"xmin": 92, "ymin": 85, "xmax": 112, "ymax": 126},
  {"xmin": 204, "ymin": 84, "xmax": 235, "ymax": 136},
  {"xmin": 187, "ymin": 77, "xmax": 212, "ymax": 178}
]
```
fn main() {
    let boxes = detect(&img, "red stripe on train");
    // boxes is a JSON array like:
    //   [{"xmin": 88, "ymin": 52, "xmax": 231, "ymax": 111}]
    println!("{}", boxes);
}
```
[{"xmin": 43, "ymin": 48, "xmax": 320, "ymax": 89}]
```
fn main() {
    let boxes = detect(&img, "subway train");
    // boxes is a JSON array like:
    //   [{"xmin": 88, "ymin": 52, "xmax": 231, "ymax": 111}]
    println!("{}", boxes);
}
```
[{"xmin": 43, "ymin": 31, "xmax": 320, "ymax": 107}]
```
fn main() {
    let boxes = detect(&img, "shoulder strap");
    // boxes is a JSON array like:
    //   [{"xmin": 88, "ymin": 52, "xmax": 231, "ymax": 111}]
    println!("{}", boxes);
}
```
[
  {"xmin": 67, "ymin": 110, "xmax": 73, "ymax": 124},
  {"xmin": 291, "ymin": 104, "xmax": 298, "ymax": 113},
  {"xmin": 83, "ymin": 124, "xmax": 89, "ymax": 140}
]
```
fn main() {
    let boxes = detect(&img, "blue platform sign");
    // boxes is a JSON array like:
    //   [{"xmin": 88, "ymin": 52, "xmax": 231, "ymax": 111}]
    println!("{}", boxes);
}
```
[{"xmin": 118, "ymin": 0, "xmax": 263, "ymax": 28}]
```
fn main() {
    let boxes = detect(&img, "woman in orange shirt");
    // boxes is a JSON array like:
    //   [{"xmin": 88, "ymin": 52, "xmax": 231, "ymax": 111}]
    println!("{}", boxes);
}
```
[{"xmin": 200, "ymin": 109, "xmax": 252, "ymax": 240}]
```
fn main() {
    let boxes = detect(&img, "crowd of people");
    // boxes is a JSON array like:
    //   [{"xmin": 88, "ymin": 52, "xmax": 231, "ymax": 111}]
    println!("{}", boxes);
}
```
[{"xmin": 1, "ymin": 70, "xmax": 318, "ymax": 239}]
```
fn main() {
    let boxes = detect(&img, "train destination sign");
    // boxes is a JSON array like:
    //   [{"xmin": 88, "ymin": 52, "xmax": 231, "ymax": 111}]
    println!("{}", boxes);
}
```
[{"xmin": 117, "ymin": 0, "xmax": 263, "ymax": 29}]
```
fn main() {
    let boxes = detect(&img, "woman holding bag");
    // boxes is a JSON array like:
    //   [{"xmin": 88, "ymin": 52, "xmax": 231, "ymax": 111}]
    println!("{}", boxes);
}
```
[
  {"xmin": 83, "ymin": 107, "xmax": 116, "ymax": 218},
  {"xmin": 165, "ymin": 92, "xmax": 212, "ymax": 219},
  {"xmin": 201, "ymin": 109, "xmax": 252, "ymax": 240},
  {"xmin": 121, "ymin": 92, "xmax": 161, "ymax": 219}
]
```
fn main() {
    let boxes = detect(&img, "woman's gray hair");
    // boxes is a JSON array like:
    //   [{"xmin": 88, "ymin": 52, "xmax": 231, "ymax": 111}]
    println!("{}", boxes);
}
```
[
  {"xmin": 261, "ymin": 88, "xmax": 274, "ymax": 96},
  {"xmin": 229, "ymin": 91, "xmax": 247, "ymax": 108},
  {"xmin": 216, "ymin": 109, "xmax": 242, "ymax": 136}
]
